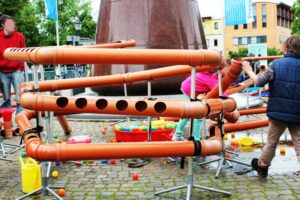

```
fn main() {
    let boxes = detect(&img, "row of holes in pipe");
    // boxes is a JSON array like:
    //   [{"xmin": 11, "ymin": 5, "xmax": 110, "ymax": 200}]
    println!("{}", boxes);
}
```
[
  {"xmin": 9, "ymin": 48, "xmax": 36, "ymax": 52},
  {"xmin": 56, "ymin": 97, "xmax": 167, "ymax": 114}
]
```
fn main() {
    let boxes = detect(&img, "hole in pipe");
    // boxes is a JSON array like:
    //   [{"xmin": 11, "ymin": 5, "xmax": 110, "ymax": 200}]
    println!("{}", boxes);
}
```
[
  {"xmin": 96, "ymin": 99, "xmax": 108, "ymax": 110},
  {"xmin": 75, "ymin": 98, "xmax": 87, "ymax": 109},
  {"xmin": 135, "ymin": 101, "xmax": 147, "ymax": 112},
  {"xmin": 154, "ymin": 102, "xmax": 167, "ymax": 114},
  {"xmin": 57, "ymin": 97, "xmax": 69, "ymax": 108},
  {"xmin": 116, "ymin": 100, "xmax": 128, "ymax": 111}
]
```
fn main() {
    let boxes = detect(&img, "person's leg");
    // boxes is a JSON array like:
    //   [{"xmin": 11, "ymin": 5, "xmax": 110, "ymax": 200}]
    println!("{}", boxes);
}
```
[
  {"xmin": 193, "ymin": 118, "xmax": 203, "ymax": 141},
  {"xmin": 174, "ymin": 118, "xmax": 189, "ymax": 137},
  {"xmin": 259, "ymin": 119, "xmax": 287, "ymax": 167},
  {"xmin": 288, "ymin": 124, "xmax": 300, "ymax": 162},
  {"xmin": 0, "ymin": 72, "xmax": 12, "ymax": 108},
  {"xmin": 12, "ymin": 71, "xmax": 24, "ymax": 114}
]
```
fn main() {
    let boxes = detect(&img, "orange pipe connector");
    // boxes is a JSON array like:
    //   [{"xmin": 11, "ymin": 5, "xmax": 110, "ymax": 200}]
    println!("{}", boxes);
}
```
[
  {"xmin": 21, "ymin": 65, "xmax": 220, "ymax": 92},
  {"xmin": 204, "ymin": 59, "xmax": 243, "ymax": 99},
  {"xmin": 4, "ymin": 47, "xmax": 222, "ymax": 66}
]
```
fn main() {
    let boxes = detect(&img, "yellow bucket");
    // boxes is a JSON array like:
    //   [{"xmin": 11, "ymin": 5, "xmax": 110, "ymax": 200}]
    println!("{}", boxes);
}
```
[{"xmin": 19, "ymin": 157, "xmax": 42, "ymax": 193}]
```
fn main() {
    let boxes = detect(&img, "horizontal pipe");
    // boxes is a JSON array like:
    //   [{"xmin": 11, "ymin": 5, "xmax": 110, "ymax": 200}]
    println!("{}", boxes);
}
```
[
  {"xmin": 22, "ymin": 65, "xmax": 219, "ymax": 92},
  {"xmin": 20, "ymin": 93, "xmax": 237, "ymax": 118},
  {"xmin": 3, "ymin": 40, "xmax": 136, "ymax": 63},
  {"xmin": 250, "ymin": 88, "xmax": 269, "ymax": 96},
  {"xmin": 238, "ymin": 107, "xmax": 267, "ymax": 115},
  {"xmin": 4, "ymin": 47, "xmax": 222, "ymax": 66},
  {"xmin": 242, "ymin": 56, "xmax": 283, "ymax": 61},
  {"xmin": 209, "ymin": 119, "xmax": 269, "ymax": 134},
  {"xmin": 78, "ymin": 40, "xmax": 136, "ymax": 49},
  {"xmin": 16, "ymin": 111, "xmax": 224, "ymax": 161}
]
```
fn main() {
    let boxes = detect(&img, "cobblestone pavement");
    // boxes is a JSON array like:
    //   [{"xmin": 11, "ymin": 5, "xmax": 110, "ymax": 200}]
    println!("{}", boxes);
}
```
[{"xmin": 0, "ymin": 115, "xmax": 299, "ymax": 200}]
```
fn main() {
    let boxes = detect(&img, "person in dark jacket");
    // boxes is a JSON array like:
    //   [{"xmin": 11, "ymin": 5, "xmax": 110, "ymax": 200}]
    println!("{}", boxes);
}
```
[
  {"xmin": 242, "ymin": 35, "xmax": 300, "ymax": 178},
  {"xmin": 0, "ymin": 15, "xmax": 26, "ymax": 114}
]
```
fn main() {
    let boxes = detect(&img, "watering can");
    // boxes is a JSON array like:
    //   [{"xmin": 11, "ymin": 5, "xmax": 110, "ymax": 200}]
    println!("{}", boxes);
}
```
[{"xmin": 19, "ymin": 157, "xmax": 42, "ymax": 193}]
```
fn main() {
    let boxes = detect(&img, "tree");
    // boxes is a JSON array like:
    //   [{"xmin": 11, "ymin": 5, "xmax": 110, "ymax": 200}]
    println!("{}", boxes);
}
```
[
  {"xmin": 35, "ymin": 0, "xmax": 96, "ymax": 46},
  {"xmin": 291, "ymin": 0, "xmax": 300, "ymax": 34},
  {"xmin": 0, "ymin": 0, "xmax": 96, "ymax": 47}
]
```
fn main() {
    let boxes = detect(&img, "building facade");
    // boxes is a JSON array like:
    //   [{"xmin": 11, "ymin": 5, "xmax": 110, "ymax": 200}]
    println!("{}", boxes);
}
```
[
  {"xmin": 224, "ymin": 1, "xmax": 294, "ymax": 56},
  {"xmin": 202, "ymin": 1, "xmax": 294, "ymax": 56},
  {"xmin": 202, "ymin": 17, "xmax": 224, "ymax": 54}
]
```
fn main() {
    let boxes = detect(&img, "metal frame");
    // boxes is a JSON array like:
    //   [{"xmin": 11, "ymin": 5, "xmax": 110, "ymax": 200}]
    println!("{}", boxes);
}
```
[
  {"xmin": 16, "ymin": 65, "xmax": 64, "ymax": 200},
  {"xmin": 155, "ymin": 67, "xmax": 230, "ymax": 199},
  {"xmin": 198, "ymin": 70, "xmax": 251, "ymax": 178}
]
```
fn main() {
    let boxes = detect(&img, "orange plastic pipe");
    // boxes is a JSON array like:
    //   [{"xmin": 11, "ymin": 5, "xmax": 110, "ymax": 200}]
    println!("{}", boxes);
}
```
[
  {"xmin": 204, "ymin": 58, "xmax": 243, "ymax": 99},
  {"xmin": 21, "ymin": 65, "xmax": 219, "ymax": 92},
  {"xmin": 250, "ymin": 88, "xmax": 269, "ymax": 96},
  {"xmin": 4, "ymin": 47, "xmax": 222, "ymax": 66},
  {"xmin": 19, "ymin": 93, "xmax": 237, "ymax": 118},
  {"xmin": 242, "ymin": 56, "xmax": 283, "ymax": 61},
  {"xmin": 224, "ymin": 119, "xmax": 269, "ymax": 132},
  {"xmin": 226, "ymin": 79, "xmax": 255, "ymax": 95},
  {"xmin": 56, "ymin": 115, "xmax": 72, "ymax": 135},
  {"xmin": 78, "ymin": 40, "xmax": 136, "ymax": 49},
  {"xmin": 16, "ymin": 111, "xmax": 224, "ymax": 161},
  {"xmin": 238, "ymin": 107, "xmax": 267, "ymax": 115}
]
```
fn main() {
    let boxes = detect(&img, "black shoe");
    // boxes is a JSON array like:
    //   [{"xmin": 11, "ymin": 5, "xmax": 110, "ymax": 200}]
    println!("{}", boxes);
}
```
[{"xmin": 251, "ymin": 158, "xmax": 268, "ymax": 178}]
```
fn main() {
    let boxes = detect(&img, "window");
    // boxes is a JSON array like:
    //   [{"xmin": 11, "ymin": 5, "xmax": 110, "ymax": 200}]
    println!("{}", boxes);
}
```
[
  {"xmin": 252, "ymin": 4, "xmax": 257, "ymax": 28},
  {"xmin": 234, "ymin": 25, "xmax": 238, "ymax": 30},
  {"xmin": 262, "ymin": 4, "xmax": 267, "ymax": 27},
  {"xmin": 247, "ymin": 37, "xmax": 252, "ymax": 44},
  {"xmin": 214, "ymin": 22, "xmax": 219, "ymax": 30},
  {"xmin": 214, "ymin": 39, "xmax": 218, "ymax": 47},
  {"xmin": 233, "ymin": 38, "xmax": 238, "ymax": 45},
  {"xmin": 238, "ymin": 37, "xmax": 242, "ymax": 45},
  {"xmin": 242, "ymin": 37, "xmax": 247, "ymax": 45},
  {"xmin": 243, "ymin": 24, "xmax": 248, "ymax": 29},
  {"xmin": 257, "ymin": 36, "xmax": 267, "ymax": 43}
]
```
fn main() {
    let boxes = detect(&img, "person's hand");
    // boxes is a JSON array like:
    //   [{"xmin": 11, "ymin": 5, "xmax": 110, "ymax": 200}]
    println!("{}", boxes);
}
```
[{"xmin": 242, "ymin": 61, "xmax": 252, "ymax": 73}]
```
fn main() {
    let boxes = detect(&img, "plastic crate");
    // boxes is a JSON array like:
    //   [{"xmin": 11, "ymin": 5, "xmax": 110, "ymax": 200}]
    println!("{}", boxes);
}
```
[{"xmin": 115, "ymin": 129, "xmax": 173, "ymax": 142}]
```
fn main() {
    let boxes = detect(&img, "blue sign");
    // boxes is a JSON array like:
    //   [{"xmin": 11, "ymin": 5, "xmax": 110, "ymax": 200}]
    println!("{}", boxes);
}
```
[{"xmin": 225, "ymin": 0, "xmax": 254, "ymax": 26}]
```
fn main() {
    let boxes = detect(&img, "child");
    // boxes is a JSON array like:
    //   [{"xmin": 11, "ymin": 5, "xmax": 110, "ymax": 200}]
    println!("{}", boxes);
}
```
[
  {"xmin": 242, "ymin": 35, "xmax": 300, "ymax": 178},
  {"xmin": 172, "ymin": 60, "xmax": 230, "ymax": 141}
]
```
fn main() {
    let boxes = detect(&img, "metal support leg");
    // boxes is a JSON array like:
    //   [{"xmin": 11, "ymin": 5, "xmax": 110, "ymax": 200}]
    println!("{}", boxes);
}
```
[{"xmin": 155, "ymin": 66, "xmax": 230, "ymax": 199}]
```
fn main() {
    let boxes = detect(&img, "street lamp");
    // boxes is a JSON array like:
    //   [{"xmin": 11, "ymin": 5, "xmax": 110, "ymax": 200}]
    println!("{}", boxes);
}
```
[{"xmin": 74, "ymin": 19, "xmax": 82, "ymax": 46}]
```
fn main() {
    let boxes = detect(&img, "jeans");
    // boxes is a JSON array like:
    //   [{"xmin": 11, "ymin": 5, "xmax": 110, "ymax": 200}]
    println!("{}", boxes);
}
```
[
  {"xmin": 174, "ymin": 90, "xmax": 203, "ymax": 141},
  {"xmin": 0, "ymin": 71, "xmax": 24, "ymax": 114}
]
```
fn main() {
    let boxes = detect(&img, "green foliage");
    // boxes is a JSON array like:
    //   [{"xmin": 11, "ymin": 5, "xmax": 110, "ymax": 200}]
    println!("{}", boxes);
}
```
[
  {"xmin": 291, "ymin": 0, "xmax": 300, "ymax": 35},
  {"xmin": 229, "ymin": 47, "xmax": 283, "ymax": 59},
  {"xmin": 0, "ymin": 0, "xmax": 96, "ymax": 47},
  {"xmin": 228, "ymin": 48, "xmax": 248, "ymax": 59}
]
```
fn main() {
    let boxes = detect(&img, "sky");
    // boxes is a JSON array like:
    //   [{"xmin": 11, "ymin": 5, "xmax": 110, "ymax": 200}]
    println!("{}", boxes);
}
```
[{"xmin": 91, "ymin": 0, "xmax": 296, "ymax": 21}]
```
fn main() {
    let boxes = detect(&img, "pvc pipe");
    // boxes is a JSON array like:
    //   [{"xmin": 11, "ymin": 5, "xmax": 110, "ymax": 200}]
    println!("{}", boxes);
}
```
[
  {"xmin": 238, "ymin": 107, "xmax": 267, "ymax": 115},
  {"xmin": 4, "ymin": 47, "xmax": 222, "ymax": 66},
  {"xmin": 242, "ymin": 56, "xmax": 283, "ymax": 61},
  {"xmin": 21, "ymin": 65, "xmax": 219, "ymax": 92},
  {"xmin": 56, "ymin": 115, "xmax": 72, "ymax": 135},
  {"xmin": 204, "ymin": 58, "xmax": 243, "ymax": 99},
  {"xmin": 16, "ymin": 110, "xmax": 225, "ymax": 161},
  {"xmin": 19, "ymin": 93, "xmax": 237, "ymax": 118}
]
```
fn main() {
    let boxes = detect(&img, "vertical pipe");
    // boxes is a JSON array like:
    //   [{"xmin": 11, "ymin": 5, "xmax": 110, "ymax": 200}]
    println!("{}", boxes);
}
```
[{"xmin": 147, "ymin": 81, "xmax": 152, "ymax": 142}]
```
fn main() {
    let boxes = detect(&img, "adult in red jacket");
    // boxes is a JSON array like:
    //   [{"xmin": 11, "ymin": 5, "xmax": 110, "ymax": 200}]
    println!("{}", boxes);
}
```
[{"xmin": 0, "ymin": 15, "xmax": 26, "ymax": 114}]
